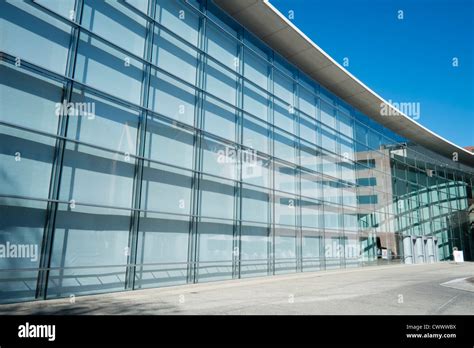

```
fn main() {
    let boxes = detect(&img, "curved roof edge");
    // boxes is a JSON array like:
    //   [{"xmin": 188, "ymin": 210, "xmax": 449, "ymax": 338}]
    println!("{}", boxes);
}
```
[{"xmin": 214, "ymin": 0, "xmax": 474, "ymax": 168}]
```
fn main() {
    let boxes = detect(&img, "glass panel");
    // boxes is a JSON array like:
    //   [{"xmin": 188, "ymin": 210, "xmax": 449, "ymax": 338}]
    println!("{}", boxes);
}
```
[
  {"xmin": 0, "ymin": 126, "xmax": 54, "ymax": 199},
  {"xmin": 203, "ymin": 95, "xmax": 236, "ymax": 142},
  {"xmin": 75, "ymin": 32, "xmax": 143, "ymax": 105},
  {"xmin": 206, "ymin": 0, "xmax": 239, "ymax": 38},
  {"xmin": 197, "ymin": 218, "xmax": 233, "ymax": 282},
  {"xmin": 299, "ymin": 74, "xmax": 317, "ymax": 94},
  {"xmin": 244, "ymin": 49, "xmax": 267, "ymax": 90},
  {"xmin": 0, "ymin": 65, "xmax": 62, "ymax": 135},
  {"xmin": 240, "ymin": 222, "xmax": 269, "ymax": 278},
  {"xmin": 126, "ymin": 0, "xmax": 148, "ymax": 14},
  {"xmin": 324, "ymin": 231, "xmax": 342, "ymax": 269},
  {"xmin": 242, "ymin": 153, "xmax": 270, "ymax": 188},
  {"xmin": 355, "ymin": 121, "xmax": 368, "ymax": 146},
  {"xmin": 0, "ymin": 198, "xmax": 46, "ymax": 303},
  {"xmin": 342, "ymin": 184, "xmax": 357, "ymax": 206},
  {"xmin": 320, "ymin": 100, "xmax": 336, "ymax": 129},
  {"xmin": 368, "ymin": 129, "xmax": 381, "ymax": 150},
  {"xmin": 141, "ymin": 162, "xmax": 192, "ymax": 215},
  {"xmin": 275, "ymin": 193, "xmax": 297, "ymax": 226},
  {"xmin": 243, "ymin": 31, "xmax": 269, "ymax": 61},
  {"xmin": 339, "ymin": 135, "xmax": 355, "ymax": 161},
  {"xmin": 201, "ymin": 136, "xmax": 237, "ymax": 180},
  {"xmin": 155, "ymin": 0, "xmax": 199, "ymax": 46},
  {"xmin": 341, "ymin": 156, "xmax": 356, "ymax": 181},
  {"xmin": 200, "ymin": 175, "xmax": 235, "ymax": 220},
  {"xmin": 338, "ymin": 111, "xmax": 354, "ymax": 138},
  {"xmin": 1, "ymin": 0, "xmax": 71, "ymax": 74},
  {"xmin": 242, "ymin": 184, "xmax": 269, "ymax": 223},
  {"xmin": 243, "ymin": 82, "xmax": 268, "ymax": 122},
  {"xmin": 206, "ymin": 23, "xmax": 238, "ymax": 71},
  {"xmin": 301, "ymin": 171, "xmax": 322, "ymax": 201},
  {"xmin": 82, "ymin": 0, "xmax": 146, "ymax": 58},
  {"xmin": 274, "ymin": 226, "xmax": 296, "ymax": 274},
  {"xmin": 153, "ymin": 29, "xmax": 197, "ymax": 85},
  {"xmin": 274, "ymin": 54, "xmax": 294, "ymax": 80},
  {"xmin": 302, "ymin": 229, "xmax": 323, "ymax": 271},
  {"xmin": 243, "ymin": 115, "xmax": 269, "ymax": 155},
  {"xmin": 301, "ymin": 197, "xmax": 321, "ymax": 228},
  {"xmin": 299, "ymin": 140, "xmax": 319, "ymax": 172},
  {"xmin": 299, "ymin": 114, "xmax": 317, "ymax": 145},
  {"xmin": 59, "ymin": 141, "xmax": 135, "ymax": 209},
  {"xmin": 323, "ymin": 180, "xmax": 341, "ymax": 205},
  {"xmin": 149, "ymin": 69, "xmax": 195, "ymax": 126},
  {"xmin": 135, "ymin": 213, "xmax": 189, "ymax": 288},
  {"xmin": 274, "ymin": 129, "xmax": 296, "ymax": 164},
  {"xmin": 274, "ymin": 163, "xmax": 296, "ymax": 194},
  {"xmin": 36, "ymin": 0, "xmax": 75, "ymax": 18},
  {"xmin": 68, "ymin": 87, "xmax": 139, "ymax": 155},
  {"xmin": 48, "ymin": 204, "xmax": 129, "ymax": 298},
  {"xmin": 273, "ymin": 70, "xmax": 293, "ymax": 102},
  {"xmin": 274, "ymin": 99, "xmax": 294, "ymax": 134},
  {"xmin": 205, "ymin": 59, "xmax": 237, "ymax": 105},
  {"xmin": 298, "ymin": 87, "xmax": 316, "ymax": 119},
  {"xmin": 321, "ymin": 124, "xmax": 337, "ymax": 154},
  {"xmin": 145, "ymin": 116, "xmax": 195, "ymax": 170},
  {"xmin": 321, "ymin": 153, "xmax": 339, "ymax": 179}
]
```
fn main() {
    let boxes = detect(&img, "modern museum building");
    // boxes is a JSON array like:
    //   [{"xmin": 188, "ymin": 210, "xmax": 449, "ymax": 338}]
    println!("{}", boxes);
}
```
[{"xmin": 1, "ymin": 0, "xmax": 473, "ymax": 303}]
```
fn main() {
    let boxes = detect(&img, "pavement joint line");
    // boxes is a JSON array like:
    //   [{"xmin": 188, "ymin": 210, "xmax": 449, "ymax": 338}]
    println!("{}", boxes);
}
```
[{"xmin": 433, "ymin": 294, "xmax": 462, "ymax": 314}]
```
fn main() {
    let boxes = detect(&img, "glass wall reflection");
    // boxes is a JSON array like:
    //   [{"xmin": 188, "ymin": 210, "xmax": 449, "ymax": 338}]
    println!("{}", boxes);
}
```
[{"xmin": 0, "ymin": 0, "xmax": 472, "ymax": 303}]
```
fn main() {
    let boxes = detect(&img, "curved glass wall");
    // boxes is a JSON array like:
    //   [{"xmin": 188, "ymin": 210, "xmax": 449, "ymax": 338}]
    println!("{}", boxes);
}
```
[{"xmin": 0, "ymin": 0, "xmax": 473, "ymax": 303}]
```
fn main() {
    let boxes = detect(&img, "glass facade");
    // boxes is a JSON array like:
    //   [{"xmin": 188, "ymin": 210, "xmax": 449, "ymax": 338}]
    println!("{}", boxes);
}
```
[{"xmin": 1, "ymin": 0, "xmax": 473, "ymax": 303}]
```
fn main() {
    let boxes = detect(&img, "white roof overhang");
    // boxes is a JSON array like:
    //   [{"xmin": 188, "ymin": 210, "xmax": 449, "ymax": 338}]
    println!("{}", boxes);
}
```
[{"xmin": 214, "ymin": 0, "xmax": 474, "ymax": 167}]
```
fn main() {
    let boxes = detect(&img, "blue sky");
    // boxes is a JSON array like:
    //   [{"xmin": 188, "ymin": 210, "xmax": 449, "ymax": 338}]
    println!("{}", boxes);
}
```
[{"xmin": 270, "ymin": 0, "xmax": 474, "ymax": 147}]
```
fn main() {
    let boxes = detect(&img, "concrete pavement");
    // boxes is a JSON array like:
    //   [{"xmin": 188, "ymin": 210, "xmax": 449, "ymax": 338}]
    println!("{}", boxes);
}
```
[{"xmin": 1, "ymin": 262, "xmax": 473, "ymax": 315}]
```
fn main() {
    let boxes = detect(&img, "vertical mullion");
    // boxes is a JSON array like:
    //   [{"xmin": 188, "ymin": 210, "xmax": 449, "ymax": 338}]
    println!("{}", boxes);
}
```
[
  {"xmin": 233, "ymin": 27, "xmax": 244, "ymax": 280},
  {"xmin": 295, "ymin": 71, "xmax": 302, "ymax": 272},
  {"xmin": 124, "ymin": 0, "xmax": 155, "ymax": 291},
  {"xmin": 269, "ymin": 51, "xmax": 275, "ymax": 275},
  {"xmin": 35, "ymin": 0, "xmax": 84, "ymax": 300},
  {"xmin": 188, "ymin": 0, "xmax": 207, "ymax": 284},
  {"xmin": 317, "ymin": 94, "xmax": 327, "ymax": 271}
]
